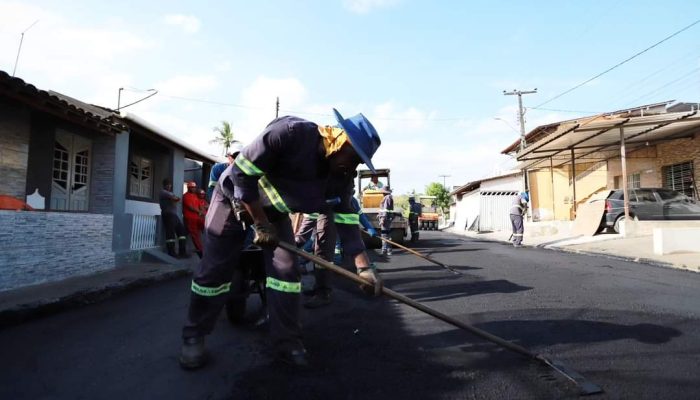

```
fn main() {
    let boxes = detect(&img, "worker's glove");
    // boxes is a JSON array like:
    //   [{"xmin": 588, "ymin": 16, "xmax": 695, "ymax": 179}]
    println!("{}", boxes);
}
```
[
  {"xmin": 252, "ymin": 222, "xmax": 279, "ymax": 248},
  {"xmin": 357, "ymin": 264, "xmax": 383, "ymax": 296},
  {"xmin": 366, "ymin": 227, "xmax": 378, "ymax": 237}
]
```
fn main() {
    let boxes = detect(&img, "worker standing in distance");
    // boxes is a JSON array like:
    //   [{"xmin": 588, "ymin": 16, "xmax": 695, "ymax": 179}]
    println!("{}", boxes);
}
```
[
  {"xmin": 206, "ymin": 141, "xmax": 244, "ymax": 201},
  {"xmin": 407, "ymin": 195, "xmax": 421, "ymax": 242},
  {"xmin": 179, "ymin": 109, "xmax": 382, "ymax": 370},
  {"xmin": 159, "ymin": 178, "xmax": 188, "ymax": 258},
  {"xmin": 510, "ymin": 191, "xmax": 529, "ymax": 247},
  {"xmin": 183, "ymin": 182, "xmax": 205, "ymax": 258},
  {"xmin": 378, "ymin": 186, "xmax": 394, "ymax": 256}
]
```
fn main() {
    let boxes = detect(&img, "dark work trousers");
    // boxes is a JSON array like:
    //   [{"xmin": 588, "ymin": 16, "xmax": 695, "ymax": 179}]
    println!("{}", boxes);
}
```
[
  {"xmin": 313, "ymin": 213, "xmax": 338, "ymax": 294},
  {"xmin": 335, "ymin": 222, "xmax": 366, "ymax": 261},
  {"xmin": 182, "ymin": 193, "xmax": 303, "ymax": 352},
  {"xmin": 162, "ymin": 212, "xmax": 187, "ymax": 245},
  {"xmin": 510, "ymin": 214, "xmax": 524, "ymax": 245},
  {"xmin": 379, "ymin": 215, "xmax": 393, "ymax": 253},
  {"xmin": 294, "ymin": 215, "xmax": 318, "ymax": 247}
]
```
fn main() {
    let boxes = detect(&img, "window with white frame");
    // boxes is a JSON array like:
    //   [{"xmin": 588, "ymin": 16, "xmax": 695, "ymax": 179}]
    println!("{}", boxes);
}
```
[
  {"xmin": 614, "ymin": 173, "xmax": 641, "ymax": 189},
  {"xmin": 129, "ymin": 155, "xmax": 153, "ymax": 198}
]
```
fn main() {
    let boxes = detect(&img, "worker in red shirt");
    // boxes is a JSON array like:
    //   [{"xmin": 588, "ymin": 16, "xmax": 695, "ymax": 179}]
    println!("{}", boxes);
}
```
[{"xmin": 183, "ymin": 182, "xmax": 205, "ymax": 258}]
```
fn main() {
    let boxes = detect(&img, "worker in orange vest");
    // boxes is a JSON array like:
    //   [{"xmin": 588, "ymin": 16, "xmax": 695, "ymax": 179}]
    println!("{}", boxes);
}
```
[{"xmin": 183, "ymin": 182, "xmax": 205, "ymax": 258}]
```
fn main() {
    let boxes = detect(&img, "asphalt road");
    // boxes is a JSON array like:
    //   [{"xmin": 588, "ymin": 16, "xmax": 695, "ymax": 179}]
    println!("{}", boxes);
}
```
[{"xmin": 1, "ymin": 231, "xmax": 699, "ymax": 400}]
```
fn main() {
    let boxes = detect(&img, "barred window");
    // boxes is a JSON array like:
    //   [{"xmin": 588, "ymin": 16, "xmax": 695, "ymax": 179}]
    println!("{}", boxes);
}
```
[{"xmin": 662, "ymin": 161, "xmax": 695, "ymax": 198}]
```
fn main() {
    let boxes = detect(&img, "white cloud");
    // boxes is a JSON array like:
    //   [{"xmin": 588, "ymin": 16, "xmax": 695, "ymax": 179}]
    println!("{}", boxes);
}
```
[
  {"xmin": 342, "ymin": 0, "xmax": 400, "ymax": 14},
  {"xmin": 162, "ymin": 14, "xmax": 201, "ymax": 34}
]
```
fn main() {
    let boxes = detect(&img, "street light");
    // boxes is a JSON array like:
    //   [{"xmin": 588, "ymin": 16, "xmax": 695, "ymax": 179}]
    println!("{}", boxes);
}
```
[{"xmin": 494, "ymin": 117, "xmax": 520, "ymax": 134}]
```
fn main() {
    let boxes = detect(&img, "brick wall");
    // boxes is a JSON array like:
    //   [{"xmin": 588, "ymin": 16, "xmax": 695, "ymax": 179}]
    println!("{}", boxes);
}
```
[
  {"xmin": 0, "ymin": 102, "xmax": 30, "ymax": 199},
  {"xmin": 0, "ymin": 210, "xmax": 115, "ymax": 292},
  {"xmin": 655, "ymin": 135, "xmax": 700, "ymax": 193}
]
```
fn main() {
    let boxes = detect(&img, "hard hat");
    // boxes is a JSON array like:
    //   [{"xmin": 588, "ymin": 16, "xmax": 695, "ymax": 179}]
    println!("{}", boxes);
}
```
[
  {"xmin": 333, "ymin": 108, "xmax": 381, "ymax": 174},
  {"xmin": 227, "ymin": 141, "xmax": 245, "ymax": 157},
  {"xmin": 187, "ymin": 181, "xmax": 197, "ymax": 188}
]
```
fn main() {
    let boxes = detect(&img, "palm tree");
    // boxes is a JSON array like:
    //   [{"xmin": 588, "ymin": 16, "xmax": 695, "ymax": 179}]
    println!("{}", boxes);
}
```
[{"xmin": 210, "ymin": 121, "xmax": 235, "ymax": 155}]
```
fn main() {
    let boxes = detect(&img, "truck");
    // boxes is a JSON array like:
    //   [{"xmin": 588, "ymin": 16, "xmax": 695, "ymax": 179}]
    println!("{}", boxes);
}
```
[
  {"xmin": 356, "ymin": 168, "xmax": 408, "ymax": 247},
  {"xmin": 418, "ymin": 195, "xmax": 440, "ymax": 230}
]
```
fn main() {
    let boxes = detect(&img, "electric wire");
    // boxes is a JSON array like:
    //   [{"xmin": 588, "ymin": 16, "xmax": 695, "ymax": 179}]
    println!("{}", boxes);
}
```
[{"xmin": 532, "ymin": 18, "xmax": 700, "ymax": 109}]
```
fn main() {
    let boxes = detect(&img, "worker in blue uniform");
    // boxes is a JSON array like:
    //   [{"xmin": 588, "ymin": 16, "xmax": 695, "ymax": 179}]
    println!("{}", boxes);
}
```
[
  {"xmin": 303, "ymin": 196, "xmax": 379, "ymax": 309},
  {"xmin": 509, "ymin": 191, "xmax": 529, "ymax": 247},
  {"xmin": 206, "ymin": 141, "xmax": 244, "ymax": 201},
  {"xmin": 179, "ymin": 109, "xmax": 382, "ymax": 369}
]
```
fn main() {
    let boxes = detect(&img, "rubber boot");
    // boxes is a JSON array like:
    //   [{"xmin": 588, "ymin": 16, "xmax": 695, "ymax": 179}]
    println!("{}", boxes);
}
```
[
  {"xmin": 303, "ymin": 289, "xmax": 332, "ymax": 309},
  {"xmin": 166, "ymin": 242, "xmax": 177, "ymax": 258},
  {"xmin": 179, "ymin": 337, "xmax": 208, "ymax": 370},
  {"xmin": 178, "ymin": 238, "xmax": 188, "ymax": 258}
]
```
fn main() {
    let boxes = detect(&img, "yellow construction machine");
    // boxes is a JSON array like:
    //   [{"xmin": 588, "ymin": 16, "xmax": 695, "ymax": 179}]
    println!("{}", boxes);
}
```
[
  {"xmin": 356, "ymin": 168, "xmax": 408, "ymax": 247},
  {"xmin": 418, "ymin": 195, "xmax": 440, "ymax": 230}
]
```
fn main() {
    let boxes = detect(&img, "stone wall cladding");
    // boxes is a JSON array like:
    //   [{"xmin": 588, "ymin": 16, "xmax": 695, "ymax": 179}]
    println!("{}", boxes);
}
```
[
  {"xmin": 90, "ymin": 135, "xmax": 115, "ymax": 214},
  {"xmin": 0, "ymin": 211, "xmax": 114, "ymax": 292},
  {"xmin": 0, "ymin": 103, "xmax": 30, "ymax": 199}
]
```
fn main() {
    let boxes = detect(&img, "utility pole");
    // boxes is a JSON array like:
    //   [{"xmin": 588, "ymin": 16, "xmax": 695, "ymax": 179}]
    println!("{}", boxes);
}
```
[
  {"xmin": 275, "ymin": 97, "xmax": 280, "ymax": 118},
  {"xmin": 503, "ymin": 89, "xmax": 537, "ymax": 151},
  {"xmin": 438, "ymin": 174, "xmax": 451, "ymax": 188}
]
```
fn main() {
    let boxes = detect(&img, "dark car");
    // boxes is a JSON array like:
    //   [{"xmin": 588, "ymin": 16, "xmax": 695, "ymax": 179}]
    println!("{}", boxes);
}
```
[{"xmin": 595, "ymin": 188, "xmax": 700, "ymax": 233}]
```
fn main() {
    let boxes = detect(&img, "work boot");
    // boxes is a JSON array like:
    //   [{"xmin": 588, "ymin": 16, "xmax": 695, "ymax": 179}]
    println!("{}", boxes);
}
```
[
  {"xmin": 166, "ymin": 242, "xmax": 177, "ymax": 258},
  {"xmin": 303, "ymin": 290, "xmax": 332, "ymax": 309},
  {"xmin": 276, "ymin": 347, "xmax": 310, "ymax": 368},
  {"xmin": 178, "ymin": 238, "xmax": 189, "ymax": 258},
  {"xmin": 179, "ymin": 337, "xmax": 208, "ymax": 370}
]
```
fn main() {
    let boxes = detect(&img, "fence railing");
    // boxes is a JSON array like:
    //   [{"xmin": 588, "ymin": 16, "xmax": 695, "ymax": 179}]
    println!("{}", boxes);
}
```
[{"xmin": 130, "ymin": 214, "xmax": 159, "ymax": 250}]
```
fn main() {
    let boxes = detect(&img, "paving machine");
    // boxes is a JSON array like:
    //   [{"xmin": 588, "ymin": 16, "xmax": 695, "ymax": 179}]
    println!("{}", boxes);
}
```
[
  {"xmin": 418, "ymin": 195, "xmax": 440, "ymax": 230},
  {"xmin": 357, "ymin": 168, "xmax": 408, "ymax": 247}
]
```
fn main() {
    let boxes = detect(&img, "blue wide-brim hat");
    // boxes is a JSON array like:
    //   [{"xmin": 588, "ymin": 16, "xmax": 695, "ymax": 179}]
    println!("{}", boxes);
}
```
[{"xmin": 333, "ymin": 108, "xmax": 381, "ymax": 174}]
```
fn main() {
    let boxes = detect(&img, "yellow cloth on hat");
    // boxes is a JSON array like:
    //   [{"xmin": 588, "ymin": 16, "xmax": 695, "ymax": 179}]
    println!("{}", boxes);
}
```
[{"xmin": 318, "ymin": 126, "xmax": 349, "ymax": 157}]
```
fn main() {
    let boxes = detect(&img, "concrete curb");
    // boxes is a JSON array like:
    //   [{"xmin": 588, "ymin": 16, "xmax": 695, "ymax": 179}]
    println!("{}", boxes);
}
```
[
  {"xmin": 447, "ymin": 231, "xmax": 697, "ymax": 273},
  {"xmin": 0, "ymin": 268, "xmax": 192, "ymax": 329}
]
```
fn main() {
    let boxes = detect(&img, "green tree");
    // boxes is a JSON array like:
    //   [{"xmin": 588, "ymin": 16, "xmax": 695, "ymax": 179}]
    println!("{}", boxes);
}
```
[
  {"xmin": 425, "ymin": 182, "xmax": 450, "ymax": 214},
  {"xmin": 210, "ymin": 121, "xmax": 235, "ymax": 155}
]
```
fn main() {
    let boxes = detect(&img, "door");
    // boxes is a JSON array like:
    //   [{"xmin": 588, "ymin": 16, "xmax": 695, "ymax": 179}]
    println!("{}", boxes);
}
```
[
  {"xmin": 51, "ymin": 130, "xmax": 91, "ymax": 211},
  {"xmin": 631, "ymin": 189, "xmax": 661, "ymax": 220}
]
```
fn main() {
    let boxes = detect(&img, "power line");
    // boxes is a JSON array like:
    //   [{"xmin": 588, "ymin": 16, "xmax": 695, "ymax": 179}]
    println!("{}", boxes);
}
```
[{"xmin": 533, "ymin": 18, "xmax": 700, "ymax": 109}]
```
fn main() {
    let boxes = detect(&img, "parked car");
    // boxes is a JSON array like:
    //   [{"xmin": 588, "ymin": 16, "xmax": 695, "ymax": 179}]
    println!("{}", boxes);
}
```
[{"xmin": 593, "ymin": 188, "xmax": 700, "ymax": 233}]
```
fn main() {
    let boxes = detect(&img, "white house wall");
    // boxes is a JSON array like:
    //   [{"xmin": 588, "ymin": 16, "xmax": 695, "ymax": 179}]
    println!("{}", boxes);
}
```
[
  {"xmin": 454, "ymin": 190, "xmax": 480, "ymax": 230},
  {"xmin": 480, "ymin": 175, "xmax": 523, "ymax": 192}
]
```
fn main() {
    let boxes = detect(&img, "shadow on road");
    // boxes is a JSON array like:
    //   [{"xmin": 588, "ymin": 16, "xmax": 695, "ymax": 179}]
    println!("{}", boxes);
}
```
[
  {"xmin": 419, "ymin": 318, "xmax": 682, "ymax": 352},
  {"xmin": 392, "ymin": 279, "xmax": 532, "ymax": 302}
]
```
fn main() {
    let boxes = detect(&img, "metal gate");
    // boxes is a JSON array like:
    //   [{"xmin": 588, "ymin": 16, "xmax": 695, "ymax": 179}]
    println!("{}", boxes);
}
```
[{"xmin": 479, "ymin": 191, "xmax": 518, "ymax": 232}]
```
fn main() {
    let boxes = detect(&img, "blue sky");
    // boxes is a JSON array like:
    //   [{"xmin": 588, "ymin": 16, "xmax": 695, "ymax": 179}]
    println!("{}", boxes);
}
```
[{"xmin": 1, "ymin": 0, "xmax": 699, "ymax": 193}]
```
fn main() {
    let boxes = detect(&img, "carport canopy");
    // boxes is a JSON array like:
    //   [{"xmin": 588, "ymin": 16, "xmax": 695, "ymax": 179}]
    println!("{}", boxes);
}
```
[
  {"xmin": 515, "ymin": 109, "xmax": 700, "ymax": 170},
  {"xmin": 505, "ymin": 103, "xmax": 700, "ymax": 223}
]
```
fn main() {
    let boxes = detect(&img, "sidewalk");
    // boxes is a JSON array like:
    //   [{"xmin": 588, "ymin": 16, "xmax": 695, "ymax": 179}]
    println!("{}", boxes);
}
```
[
  {"xmin": 0, "ymin": 252, "xmax": 197, "ymax": 328},
  {"xmin": 445, "ymin": 227, "xmax": 700, "ymax": 273}
]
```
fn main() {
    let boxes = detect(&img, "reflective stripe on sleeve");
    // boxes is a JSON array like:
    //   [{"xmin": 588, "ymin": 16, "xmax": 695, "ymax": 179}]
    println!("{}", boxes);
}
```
[
  {"xmin": 305, "ymin": 213, "xmax": 320, "ymax": 220},
  {"xmin": 266, "ymin": 277, "xmax": 301, "ymax": 293},
  {"xmin": 334, "ymin": 213, "xmax": 360, "ymax": 225},
  {"xmin": 235, "ymin": 154, "xmax": 264, "ymax": 176},
  {"xmin": 191, "ymin": 281, "xmax": 231, "ymax": 297},
  {"xmin": 258, "ymin": 176, "xmax": 291, "ymax": 213}
]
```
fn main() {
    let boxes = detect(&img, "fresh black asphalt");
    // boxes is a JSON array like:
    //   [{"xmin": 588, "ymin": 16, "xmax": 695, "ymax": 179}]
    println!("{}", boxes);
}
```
[{"xmin": 1, "ymin": 231, "xmax": 698, "ymax": 399}]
